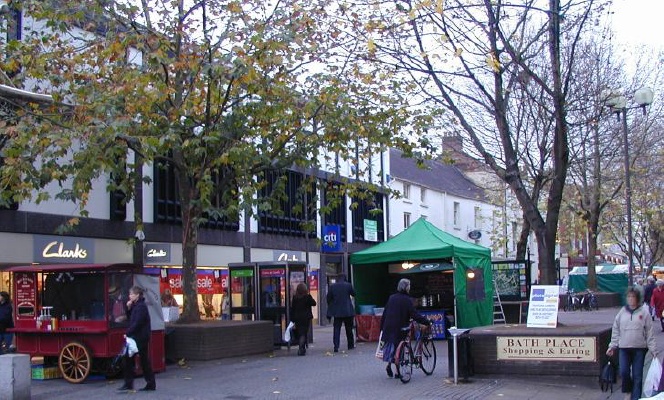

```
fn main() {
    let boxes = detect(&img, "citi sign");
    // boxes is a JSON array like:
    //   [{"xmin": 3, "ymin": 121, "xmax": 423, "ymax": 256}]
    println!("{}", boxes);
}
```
[{"xmin": 322, "ymin": 225, "xmax": 342, "ymax": 253}]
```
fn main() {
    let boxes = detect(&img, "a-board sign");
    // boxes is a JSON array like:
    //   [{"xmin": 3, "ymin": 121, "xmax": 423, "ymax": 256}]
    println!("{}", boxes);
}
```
[{"xmin": 526, "ymin": 285, "xmax": 560, "ymax": 328}]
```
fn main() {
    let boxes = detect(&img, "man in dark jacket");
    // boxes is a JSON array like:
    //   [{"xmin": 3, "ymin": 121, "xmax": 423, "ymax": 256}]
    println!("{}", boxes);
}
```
[
  {"xmin": 327, "ymin": 274, "xmax": 356, "ymax": 352},
  {"xmin": 119, "ymin": 286, "xmax": 156, "ymax": 391}
]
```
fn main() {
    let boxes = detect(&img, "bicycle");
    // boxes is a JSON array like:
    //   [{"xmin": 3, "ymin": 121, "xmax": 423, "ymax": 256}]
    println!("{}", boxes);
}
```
[
  {"xmin": 563, "ymin": 289, "xmax": 580, "ymax": 312},
  {"xmin": 394, "ymin": 321, "xmax": 437, "ymax": 384},
  {"xmin": 584, "ymin": 289, "xmax": 599, "ymax": 311}
]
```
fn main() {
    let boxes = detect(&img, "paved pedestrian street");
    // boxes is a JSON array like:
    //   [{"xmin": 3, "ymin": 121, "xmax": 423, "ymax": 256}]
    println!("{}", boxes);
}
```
[{"xmin": 30, "ymin": 307, "xmax": 663, "ymax": 399}]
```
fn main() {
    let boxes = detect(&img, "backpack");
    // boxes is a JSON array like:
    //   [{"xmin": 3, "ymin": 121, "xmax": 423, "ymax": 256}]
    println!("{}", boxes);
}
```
[{"xmin": 600, "ymin": 360, "xmax": 617, "ymax": 393}]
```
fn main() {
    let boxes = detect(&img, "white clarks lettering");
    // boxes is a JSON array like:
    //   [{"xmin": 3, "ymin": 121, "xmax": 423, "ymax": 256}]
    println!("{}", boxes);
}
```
[
  {"xmin": 147, "ymin": 249, "xmax": 167, "ymax": 257},
  {"xmin": 42, "ymin": 241, "xmax": 88, "ymax": 259}
]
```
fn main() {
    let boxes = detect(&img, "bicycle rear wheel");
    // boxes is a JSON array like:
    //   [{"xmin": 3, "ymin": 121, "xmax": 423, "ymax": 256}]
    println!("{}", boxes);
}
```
[
  {"xmin": 395, "ymin": 341, "xmax": 413, "ymax": 384},
  {"xmin": 420, "ymin": 339, "xmax": 436, "ymax": 375}
]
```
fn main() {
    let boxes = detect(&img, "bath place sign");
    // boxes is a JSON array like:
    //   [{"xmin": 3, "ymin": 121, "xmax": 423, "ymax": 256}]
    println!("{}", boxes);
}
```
[{"xmin": 496, "ymin": 336, "xmax": 597, "ymax": 362}]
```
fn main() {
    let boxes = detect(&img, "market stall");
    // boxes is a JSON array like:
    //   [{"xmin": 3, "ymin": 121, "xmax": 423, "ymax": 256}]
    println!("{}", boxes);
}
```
[
  {"xmin": 349, "ymin": 218, "xmax": 493, "ymax": 334},
  {"xmin": 8, "ymin": 263, "xmax": 165, "ymax": 383}
]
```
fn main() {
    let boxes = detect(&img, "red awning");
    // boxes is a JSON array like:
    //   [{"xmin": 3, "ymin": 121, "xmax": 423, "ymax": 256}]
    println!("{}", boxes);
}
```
[{"xmin": 5, "ymin": 263, "xmax": 139, "ymax": 273}]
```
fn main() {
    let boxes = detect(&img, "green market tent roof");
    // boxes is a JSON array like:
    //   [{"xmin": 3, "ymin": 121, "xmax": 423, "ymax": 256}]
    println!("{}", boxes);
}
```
[{"xmin": 350, "ymin": 218, "xmax": 491, "ymax": 265}]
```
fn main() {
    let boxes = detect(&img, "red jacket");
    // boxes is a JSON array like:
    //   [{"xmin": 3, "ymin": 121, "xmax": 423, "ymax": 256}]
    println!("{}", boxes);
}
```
[{"xmin": 650, "ymin": 287, "xmax": 664, "ymax": 318}]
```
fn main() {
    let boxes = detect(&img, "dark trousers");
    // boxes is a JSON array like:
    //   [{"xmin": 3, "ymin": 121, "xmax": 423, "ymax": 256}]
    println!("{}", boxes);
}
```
[
  {"xmin": 333, "ymin": 316, "xmax": 354, "ymax": 350},
  {"xmin": 294, "ymin": 319, "xmax": 311, "ymax": 353},
  {"xmin": 124, "ymin": 339, "xmax": 156, "ymax": 389},
  {"xmin": 618, "ymin": 347, "xmax": 647, "ymax": 400}
]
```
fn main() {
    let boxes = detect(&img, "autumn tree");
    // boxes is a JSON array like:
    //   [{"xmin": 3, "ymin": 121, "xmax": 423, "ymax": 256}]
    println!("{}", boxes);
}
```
[
  {"xmin": 334, "ymin": 0, "xmax": 612, "ymax": 283},
  {"xmin": 0, "ymin": 0, "xmax": 424, "ymax": 322}
]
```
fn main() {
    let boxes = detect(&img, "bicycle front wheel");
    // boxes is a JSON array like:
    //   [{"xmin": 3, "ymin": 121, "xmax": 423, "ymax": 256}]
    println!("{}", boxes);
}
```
[
  {"xmin": 420, "ymin": 339, "xmax": 437, "ymax": 375},
  {"xmin": 395, "ymin": 341, "xmax": 413, "ymax": 384}
]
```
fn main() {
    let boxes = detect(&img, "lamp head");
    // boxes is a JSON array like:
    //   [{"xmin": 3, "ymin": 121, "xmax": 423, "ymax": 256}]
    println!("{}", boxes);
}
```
[{"xmin": 634, "ymin": 87, "xmax": 654, "ymax": 107}]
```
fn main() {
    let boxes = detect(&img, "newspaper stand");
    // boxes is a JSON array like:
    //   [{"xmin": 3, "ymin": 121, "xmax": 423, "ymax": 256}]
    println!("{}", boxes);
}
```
[{"xmin": 8, "ymin": 263, "xmax": 165, "ymax": 383}]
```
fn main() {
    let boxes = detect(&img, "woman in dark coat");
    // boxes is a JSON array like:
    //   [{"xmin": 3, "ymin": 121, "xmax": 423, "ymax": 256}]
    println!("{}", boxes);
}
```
[
  {"xmin": 119, "ymin": 286, "xmax": 156, "ymax": 391},
  {"xmin": 290, "ymin": 283, "xmax": 317, "ymax": 356},
  {"xmin": 380, "ymin": 279, "xmax": 431, "ymax": 378},
  {"xmin": 0, "ymin": 291, "xmax": 14, "ymax": 352}
]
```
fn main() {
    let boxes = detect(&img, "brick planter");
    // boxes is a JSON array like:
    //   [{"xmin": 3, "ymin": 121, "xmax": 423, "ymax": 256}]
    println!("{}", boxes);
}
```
[
  {"xmin": 165, "ymin": 320, "xmax": 273, "ymax": 361},
  {"xmin": 468, "ymin": 323, "xmax": 611, "ymax": 377}
]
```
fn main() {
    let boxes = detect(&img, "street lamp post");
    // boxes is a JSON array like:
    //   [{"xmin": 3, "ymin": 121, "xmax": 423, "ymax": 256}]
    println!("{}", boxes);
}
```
[{"xmin": 604, "ymin": 87, "xmax": 654, "ymax": 285}]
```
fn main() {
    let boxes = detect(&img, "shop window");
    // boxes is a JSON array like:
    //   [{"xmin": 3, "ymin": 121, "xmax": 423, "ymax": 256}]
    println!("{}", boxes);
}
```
[{"xmin": 257, "ymin": 169, "xmax": 317, "ymax": 237}]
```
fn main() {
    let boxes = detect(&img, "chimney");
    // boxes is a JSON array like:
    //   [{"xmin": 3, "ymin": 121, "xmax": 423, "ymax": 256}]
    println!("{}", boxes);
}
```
[{"xmin": 441, "ymin": 134, "xmax": 463, "ymax": 153}]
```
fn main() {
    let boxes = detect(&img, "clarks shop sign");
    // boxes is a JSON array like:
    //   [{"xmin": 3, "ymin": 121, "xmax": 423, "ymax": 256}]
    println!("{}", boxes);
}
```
[
  {"xmin": 144, "ymin": 243, "xmax": 171, "ymax": 264},
  {"xmin": 33, "ymin": 235, "xmax": 95, "ymax": 263}
]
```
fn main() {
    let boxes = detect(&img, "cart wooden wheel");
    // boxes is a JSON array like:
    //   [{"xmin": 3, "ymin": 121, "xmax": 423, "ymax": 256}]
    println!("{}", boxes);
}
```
[{"xmin": 58, "ymin": 342, "xmax": 91, "ymax": 383}]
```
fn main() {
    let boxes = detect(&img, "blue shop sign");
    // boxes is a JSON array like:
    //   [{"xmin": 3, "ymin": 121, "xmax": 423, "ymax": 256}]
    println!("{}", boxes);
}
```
[{"xmin": 322, "ymin": 225, "xmax": 342, "ymax": 253}]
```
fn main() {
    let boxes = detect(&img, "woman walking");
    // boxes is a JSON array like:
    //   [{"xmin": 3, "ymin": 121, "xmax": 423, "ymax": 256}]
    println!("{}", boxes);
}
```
[
  {"xmin": 0, "ymin": 292, "xmax": 14, "ymax": 352},
  {"xmin": 380, "ymin": 279, "xmax": 431, "ymax": 378},
  {"xmin": 607, "ymin": 287, "xmax": 659, "ymax": 400},
  {"xmin": 119, "ymin": 286, "xmax": 156, "ymax": 391},
  {"xmin": 290, "ymin": 283, "xmax": 316, "ymax": 356}
]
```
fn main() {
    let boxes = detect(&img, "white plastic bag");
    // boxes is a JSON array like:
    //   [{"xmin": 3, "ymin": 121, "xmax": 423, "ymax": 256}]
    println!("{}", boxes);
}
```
[
  {"xmin": 375, "ymin": 331, "xmax": 385, "ymax": 360},
  {"xmin": 125, "ymin": 336, "xmax": 139, "ymax": 357},
  {"xmin": 644, "ymin": 356, "xmax": 662, "ymax": 398},
  {"xmin": 284, "ymin": 321, "xmax": 295, "ymax": 343}
]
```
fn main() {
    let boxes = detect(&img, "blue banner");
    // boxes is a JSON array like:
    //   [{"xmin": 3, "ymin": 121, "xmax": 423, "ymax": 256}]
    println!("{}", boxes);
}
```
[{"xmin": 321, "ymin": 225, "xmax": 342, "ymax": 253}]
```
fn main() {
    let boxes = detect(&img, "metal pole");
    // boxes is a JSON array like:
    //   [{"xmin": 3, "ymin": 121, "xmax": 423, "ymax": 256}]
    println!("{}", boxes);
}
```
[
  {"xmin": 453, "ymin": 334, "xmax": 459, "ymax": 384},
  {"xmin": 621, "ymin": 109, "xmax": 634, "ymax": 285}
]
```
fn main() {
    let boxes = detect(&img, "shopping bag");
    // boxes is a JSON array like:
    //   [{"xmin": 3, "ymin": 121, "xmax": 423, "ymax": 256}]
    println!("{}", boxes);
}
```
[
  {"xmin": 644, "ymin": 356, "xmax": 663, "ymax": 398},
  {"xmin": 599, "ymin": 359, "xmax": 616, "ymax": 393},
  {"xmin": 284, "ymin": 321, "xmax": 295, "ymax": 343},
  {"xmin": 125, "ymin": 336, "xmax": 139, "ymax": 357},
  {"xmin": 375, "ymin": 331, "xmax": 385, "ymax": 360}
]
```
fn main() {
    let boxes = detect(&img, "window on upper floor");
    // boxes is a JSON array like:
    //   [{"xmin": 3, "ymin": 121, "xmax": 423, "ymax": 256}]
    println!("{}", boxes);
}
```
[
  {"xmin": 403, "ymin": 183, "xmax": 410, "ymax": 200},
  {"xmin": 420, "ymin": 188, "xmax": 426, "ymax": 204},
  {"xmin": 2, "ymin": 2, "xmax": 21, "ymax": 43},
  {"xmin": 453, "ymin": 202, "xmax": 460, "ymax": 227},
  {"xmin": 351, "ymin": 191, "xmax": 384, "ymax": 243},
  {"xmin": 403, "ymin": 212, "xmax": 411, "ymax": 229},
  {"xmin": 153, "ymin": 158, "xmax": 240, "ymax": 231},
  {"xmin": 258, "ymin": 169, "xmax": 317, "ymax": 237},
  {"xmin": 512, "ymin": 221, "xmax": 518, "ymax": 252},
  {"xmin": 474, "ymin": 206, "xmax": 482, "ymax": 229}
]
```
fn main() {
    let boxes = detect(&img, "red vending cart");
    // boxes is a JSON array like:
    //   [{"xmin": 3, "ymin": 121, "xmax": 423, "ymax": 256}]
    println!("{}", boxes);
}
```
[{"xmin": 8, "ymin": 263, "xmax": 165, "ymax": 383}]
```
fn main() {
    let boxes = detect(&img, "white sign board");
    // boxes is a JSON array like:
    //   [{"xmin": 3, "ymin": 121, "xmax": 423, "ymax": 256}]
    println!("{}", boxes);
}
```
[
  {"xmin": 363, "ymin": 219, "xmax": 378, "ymax": 242},
  {"xmin": 496, "ymin": 336, "xmax": 597, "ymax": 362},
  {"xmin": 526, "ymin": 285, "xmax": 560, "ymax": 328}
]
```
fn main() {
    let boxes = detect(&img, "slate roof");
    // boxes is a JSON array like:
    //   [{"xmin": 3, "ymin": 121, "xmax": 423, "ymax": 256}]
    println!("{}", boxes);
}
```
[{"xmin": 389, "ymin": 148, "xmax": 488, "ymax": 202}]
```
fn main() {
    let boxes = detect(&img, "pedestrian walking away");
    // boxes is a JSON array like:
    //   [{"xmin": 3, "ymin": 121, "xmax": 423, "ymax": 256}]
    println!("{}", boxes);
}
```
[
  {"xmin": 327, "ymin": 274, "xmax": 356, "ymax": 352},
  {"xmin": 290, "ymin": 283, "xmax": 316, "ymax": 356},
  {"xmin": 607, "ymin": 287, "xmax": 659, "ymax": 400},
  {"xmin": 119, "ymin": 286, "xmax": 156, "ymax": 392},
  {"xmin": 645, "ymin": 276, "xmax": 657, "ymax": 320},
  {"xmin": 380, "ymin": 278, "xmax": 431, "ymax": 379}
]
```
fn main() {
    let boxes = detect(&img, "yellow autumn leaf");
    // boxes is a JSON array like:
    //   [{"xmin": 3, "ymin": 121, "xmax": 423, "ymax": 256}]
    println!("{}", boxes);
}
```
[
  {"xmin": 486, "ymin": 53, "xmax": 500, "ymax": 72},
  {"xmin": 454, "ymin": 48, "xmax": 463, "ymax": 57},
  {"xmin": 367, "ymin": 38, "xmax": 376, "ymax": 54},
  {"xmin": 227, "ymin": 2, "xmax": 242, "ymax": 13},
  {"xmin": 440, "ymin": 33, "xmax": 449, "ymax": 42},
  {"xmin": 436, "ymin": 0, "xmax": 444, "ymax": 14}
]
